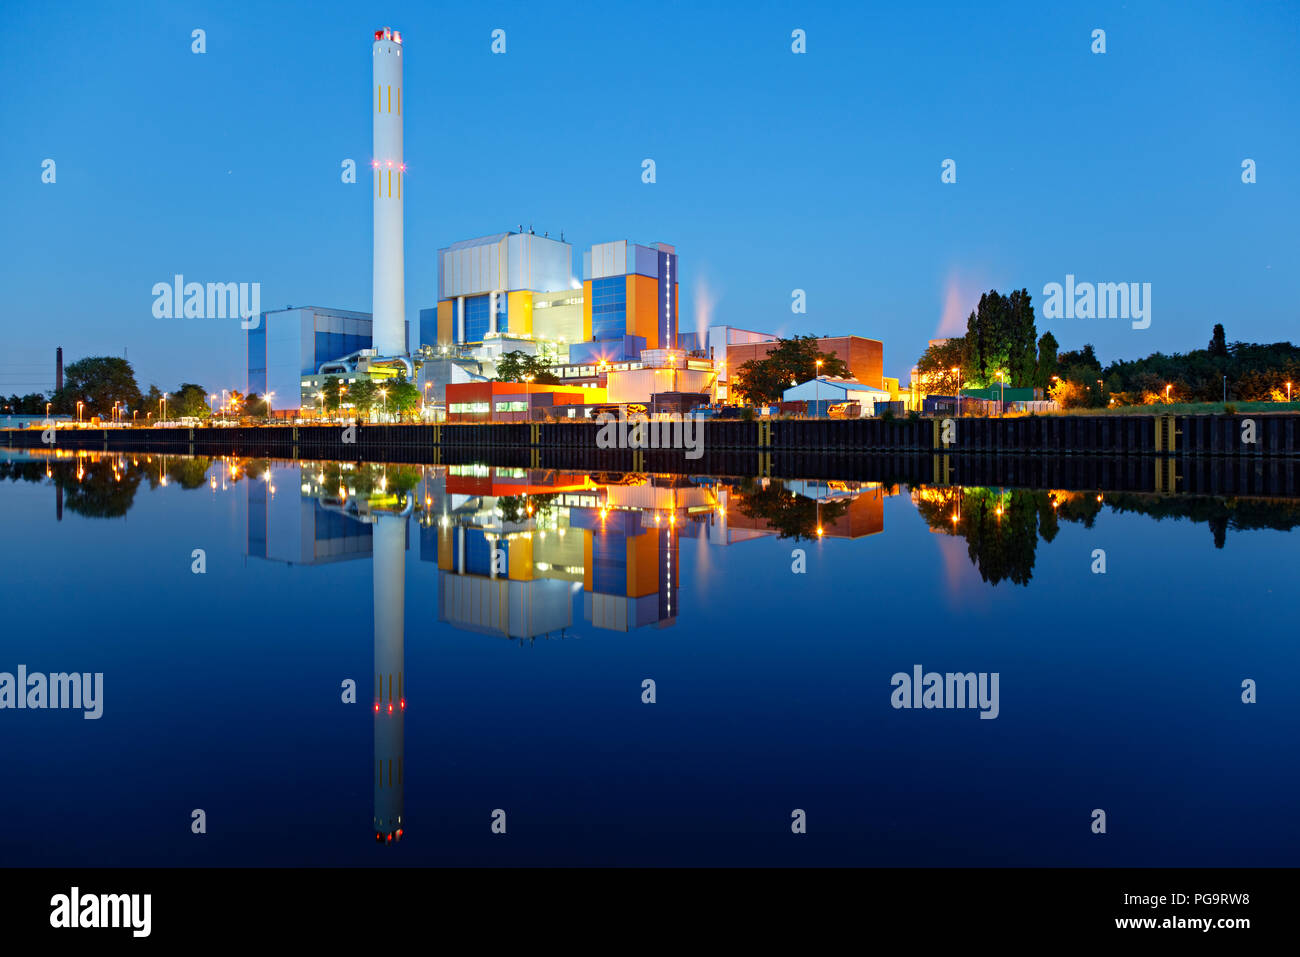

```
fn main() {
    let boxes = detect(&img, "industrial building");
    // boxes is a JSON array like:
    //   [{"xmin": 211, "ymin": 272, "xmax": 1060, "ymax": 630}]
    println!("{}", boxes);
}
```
[
  {"xmin": 247, "ymin": 307, "xmax": 409, "ymax": 413},
  {"xmin": 445, "ymin": 381, "xmax": 606, "ymax": 423},
  {"xmin": 727, "ymin": 334, "xmax": 885, "ymax": 392}
]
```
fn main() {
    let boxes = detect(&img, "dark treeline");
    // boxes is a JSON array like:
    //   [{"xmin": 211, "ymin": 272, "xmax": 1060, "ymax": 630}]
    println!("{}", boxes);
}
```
[{"xmin": 1053, "ymin": 324, "xmax": 1299, "ymax": 408}]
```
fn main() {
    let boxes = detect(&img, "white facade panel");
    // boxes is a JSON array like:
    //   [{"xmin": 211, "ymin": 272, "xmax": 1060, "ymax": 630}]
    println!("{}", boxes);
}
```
[{"xmin": 586, "ymin": 241, "xmax": 627, "ymax": 280}]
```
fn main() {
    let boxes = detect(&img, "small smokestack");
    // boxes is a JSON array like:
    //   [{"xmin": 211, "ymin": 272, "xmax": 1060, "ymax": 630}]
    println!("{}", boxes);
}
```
[{"xmin": 56, "ymin": 347, "xmax": 63, "ymax": 392}]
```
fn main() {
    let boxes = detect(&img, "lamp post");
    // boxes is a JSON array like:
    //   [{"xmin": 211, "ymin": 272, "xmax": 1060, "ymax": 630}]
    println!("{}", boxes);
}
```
[
  {"xmin": 1223, "ymin": 375, "xmax": 1227, "ymax": 403},
  {"xmin": 951, "ymin": 367, "xmax": 962, "ymax": 417},
  {"xmin": 815, "ymin": 359, "xmax": 824, "ymax": 416},
  {"xmin": 265, "ymin": 392, "xmax": 274, "ymax": 422},
  {"xmin": 161, "ymin": 393, "xmax": 168, "ymax": 422},
  {"xmin": 1287, "ymin": 381, "xmax": 1293, "ymax": 403},
  {"xmin": 1096, "ymin": 379, "xmax": 1103, "ymax": 409},
  {"xmin": 1165, "ymin": 383, "xmax": 1172, "ymax": 404},
  {"xmin": 77, "ymin": 400, "xmax": 83, "ymax": 424},
  {"xmin": 377, "ymin": 388, "xmax": 387, "ymax": 422}
]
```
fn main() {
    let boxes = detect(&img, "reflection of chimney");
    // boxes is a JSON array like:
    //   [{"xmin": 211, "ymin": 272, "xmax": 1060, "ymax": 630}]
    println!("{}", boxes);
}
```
[
  {"xmin": 56, "ymin": 347, "xmax": 63, "ymax": 392},
  {"xmin": 373, "ymin": 513, "xmax": 405, "ymax": 845}
]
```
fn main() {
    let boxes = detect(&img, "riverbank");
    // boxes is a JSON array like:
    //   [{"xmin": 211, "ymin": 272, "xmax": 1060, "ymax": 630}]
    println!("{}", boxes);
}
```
[{"xmin": 4, "ymin": 413, "xmax": 1297, "ymax": 458}]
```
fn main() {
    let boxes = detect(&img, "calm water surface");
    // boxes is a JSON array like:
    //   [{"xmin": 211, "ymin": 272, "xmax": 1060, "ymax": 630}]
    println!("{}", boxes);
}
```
[{"xmin": 1, "ymin": 449, "xmax": 1297, "ymax": 866}]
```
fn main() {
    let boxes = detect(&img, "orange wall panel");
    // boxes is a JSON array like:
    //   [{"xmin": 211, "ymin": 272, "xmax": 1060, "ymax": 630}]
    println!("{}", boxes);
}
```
[{"xmin": 626, "ymin": 274, "xmax": 660, "ymax": 349}]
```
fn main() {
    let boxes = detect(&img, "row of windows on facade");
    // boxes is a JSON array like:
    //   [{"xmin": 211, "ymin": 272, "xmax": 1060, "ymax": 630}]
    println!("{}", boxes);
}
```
[{"xmin": 449, "ymin": 402, "xmax": 581, "ymax": 417}]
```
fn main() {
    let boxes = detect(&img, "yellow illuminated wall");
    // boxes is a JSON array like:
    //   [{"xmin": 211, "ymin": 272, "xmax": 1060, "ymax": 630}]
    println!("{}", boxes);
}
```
[
  {"xmin": 508, "ymin": 534, "xmax": 535, "ymax": 581},
  {"xmin": 507, "ymin": 291, "xmax": 533, "ymax": 336},
  {"xmin": 437, "ymin": 526, "xmax": 453, "ymax": 570},
  {"xmin": 437, "ymin": 300, "xmax": 454, "ymax": 345}
]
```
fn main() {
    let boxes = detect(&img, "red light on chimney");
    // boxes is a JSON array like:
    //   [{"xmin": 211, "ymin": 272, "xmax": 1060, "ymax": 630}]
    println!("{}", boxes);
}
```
[
  {"xmin": 374, "ymin": 30, "xmax": 385, "ymax": 41},
  {"xmin": 400, "ymin": 699, "xmax": 406, "ymax": 710},
  {"xmin": 373, "ymin": 703, "xmax": 380, "ymax": 712},
  {"xmin": 387, "ymin": 703, "xmax": 393, "ymax": 713}
]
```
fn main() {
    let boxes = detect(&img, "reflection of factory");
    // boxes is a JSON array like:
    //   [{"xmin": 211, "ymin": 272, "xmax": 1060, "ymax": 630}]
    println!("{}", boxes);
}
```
[
  {"xmin": 720, "ymin": 480, "xmax": 890, "ymax": 541},
  {"xmin": 419, "ymin": 467, "xmax": 699, "ymax": 637},
  {"xmin": 246, "ymin": 463, "xmax": 389, "ymax": 564}
]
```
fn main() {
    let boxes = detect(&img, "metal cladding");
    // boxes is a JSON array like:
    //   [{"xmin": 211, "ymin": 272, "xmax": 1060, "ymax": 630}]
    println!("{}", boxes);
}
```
[{"xmin": 372, "ymin": 28, "xmax": 405, "ymax": 358}]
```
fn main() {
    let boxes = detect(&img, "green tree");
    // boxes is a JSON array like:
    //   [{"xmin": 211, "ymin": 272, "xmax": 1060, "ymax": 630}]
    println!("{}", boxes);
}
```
[
  {"xmin": 733, "ymin": 336, "xmax": 850, "ymax": 405},
  {"xmin": 1208, "ymin": 323, "xmax": 1228, "ymax": 358},
  {"xmin": 1056, "ymin": 344, "xmax": 1101, "ymax": 373},
  {"xmin": 244, "ymin": 392, "xmax": 269, "ymax": 418},
  {"xmin": 1034, "ymin": 331, "xmax": 1059, "ymax": 391},
  {"xmin": 56, "ymin": 356, "xmax": 142, "ymax": 418},
  {"xmin": 323, "ymin": 378, "xmax": 343, "ymax": 417},
  {"xmin": 497, "ymin": 350, "xmax": 560, "ymax": 384},
  {"xmin": 916, "ymin": 338, "xmax": 973, "ymax": 395},
  {"xmin": 351, "ymin": 379, "xmax": 377, "ymax": 420},
  {"xmin": 171, "ymin": 383, "xmax": 211, "ymax": 419},
  {"xmin": 496, "ymin": 350, "xmax": 530, "ymax": 382},
  {"xmin": 387, "ymin": 374, "xmax": 420, "ymax": 420},
  {"xmin": 140, "ymin": 385, "xmax": 164, "ymax": 422},
  {"xmin": 964, "ymin": 289, "xmax": 1038, "ymax": 388}
]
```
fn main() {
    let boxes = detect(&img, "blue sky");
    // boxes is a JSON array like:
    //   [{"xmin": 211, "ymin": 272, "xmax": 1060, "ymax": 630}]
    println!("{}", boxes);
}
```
[{"xmin": 1, "ymin": 0, "xmax": 1296, "ymax": 395}]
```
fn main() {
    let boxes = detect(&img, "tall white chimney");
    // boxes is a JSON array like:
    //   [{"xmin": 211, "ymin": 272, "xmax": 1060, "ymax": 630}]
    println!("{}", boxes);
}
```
[{"xmin": 372, "ymin": 28, "xmax": 405, "ymax": 357}]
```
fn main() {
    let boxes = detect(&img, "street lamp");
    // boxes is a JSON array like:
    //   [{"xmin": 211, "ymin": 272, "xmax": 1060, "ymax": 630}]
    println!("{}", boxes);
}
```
[
  {"xmin": 1164, "ymin": 383, "xmax": 1172, "ymax": 404},
  {"xmin": 161, "ymin": 393, "xmax": 168, "ymax": 421},
  {"xmin": 951, "ymin": 366, "xmax": 962, "ymax": 416},
  {"xmin": 265, "ymin": 392, "xmax": 275, "ymax": 421},
  {"xmin": 77, "ymin": 400, "xmax": 84, "ymax": 424},
  {"xmin": 1287, "ymin": 381, "xmax": 1293, "ymax": 403},
  {"xmin": 377, "ymin": 388, "xmax": 387, "ymax": 421},
  {"xmin": 815, "ymin": 359, "xmax": 824, "ymax": 416}
]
